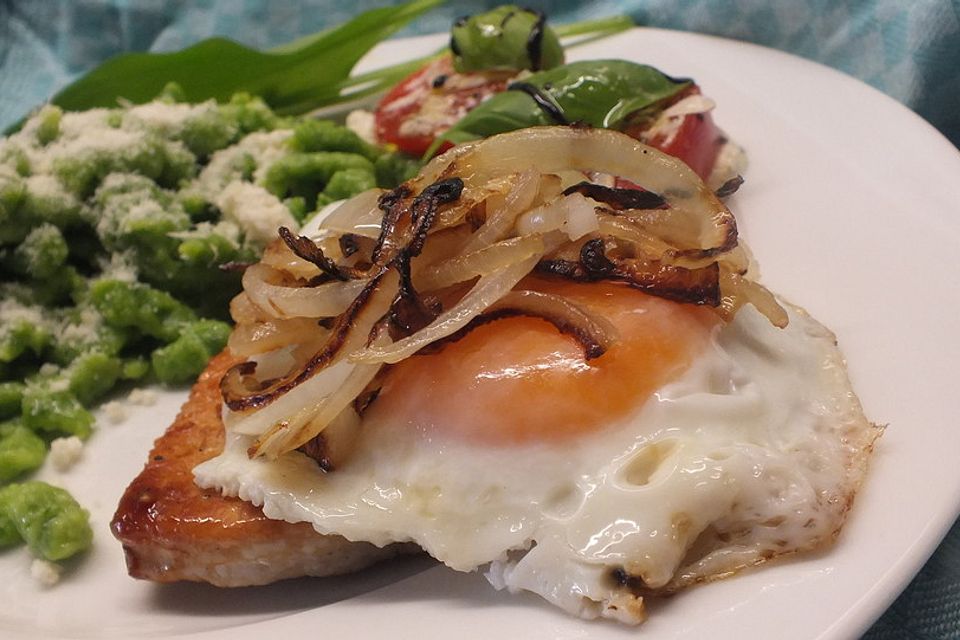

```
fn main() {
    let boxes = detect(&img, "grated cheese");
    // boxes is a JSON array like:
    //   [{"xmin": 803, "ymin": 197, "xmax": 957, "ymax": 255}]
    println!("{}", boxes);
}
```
[
  {"xmin": 38, "ymin": 363, "xmax": 60, "ymax": 376},
  {"xmin": 127, "ymin": 388, "xmax": 157, "ymax": 406},
  {"xmin": 101, "ymin": 401, "xmax": 128, "ymax": 425},
  {"xmin": 30, "ymin": 559, "xmax": 62, "ymax": 587},
  {"xmin": 215, "ymin": 181, "xmax": 298, "ymax": 247},
  {"xmin": 55, "ymin": 307, "xmax": 103, "ymax": 347},
  {"xmin": 49, "ymin": 436, "xmax": 84, "ymax": 471},
  {"xmin": 346, "ymin": 110, "xmax": 377, "ymax": 145},
  {"xmin": 197, "ymin": 129, "xmax": 292, "ymax": 196}
]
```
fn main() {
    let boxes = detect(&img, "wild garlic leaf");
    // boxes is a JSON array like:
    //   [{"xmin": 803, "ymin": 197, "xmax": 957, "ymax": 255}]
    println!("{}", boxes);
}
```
[{"xmin": 51, "ymin": 0, "xmax": 443, "ymax": 116}]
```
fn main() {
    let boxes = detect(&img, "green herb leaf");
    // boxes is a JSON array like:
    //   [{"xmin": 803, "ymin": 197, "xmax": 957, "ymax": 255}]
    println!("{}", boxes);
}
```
[
  {"xmin": 51, "ymin": 0, "xmax": 444, "ymax": 116},
  {"xmin": 429, "ymin": 59, "xmax": 689, "ymax": 155}
]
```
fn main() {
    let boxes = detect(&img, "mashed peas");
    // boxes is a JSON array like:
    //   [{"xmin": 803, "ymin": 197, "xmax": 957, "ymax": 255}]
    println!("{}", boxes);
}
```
[{"xmin": 0, "ymin": 88, "xmax": 420, "ymax": 565}]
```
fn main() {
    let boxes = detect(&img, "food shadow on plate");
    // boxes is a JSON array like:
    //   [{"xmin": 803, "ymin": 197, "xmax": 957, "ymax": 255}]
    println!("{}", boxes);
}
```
[
  {"xmin": 358, "ymin": 561, "xmax": 588, "ymax": 621},
  {"xmin": 148, "ymin": 553, "xmax": 437, "ymax": 616},
  {"xmin": 146, "ymin": 541, "xmax": 841, "ymax": 622},
  {"xmin": 359, "ymin": 541, "xmax": 845, "ymax": 625}
]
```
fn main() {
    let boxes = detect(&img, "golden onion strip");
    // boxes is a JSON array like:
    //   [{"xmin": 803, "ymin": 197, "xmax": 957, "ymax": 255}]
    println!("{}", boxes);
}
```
[
  {"xmin": 259, "ymin": 241, "xmax": 324, "ymax": 281},
  {"xmin": 227, "ymin": 317, "xmax": 326, "ymax": 357},
  {"xmin": 414, "ymin": 234, "xmax": 545, "ymax": 291},
  {"xmin": 249, "ymin": 356, "xmax": 385, "ymax": 459},
  {"xmin": 350, "ymin": 252, "xmax": 543, "ymax": 365},
  {"xmin": 515, "ymin": 192, "xmax": 599, "ymax": 241},
  {"xmin": 462, "ymin": 169, "xmax": 540, "ymax": 252},
  {"xmin": 242, "ymin": 263, "xmax": 371, "ymax": 320},
  {"xmin": 312, "ymin": 188, "xmax": 385, "ymax": 239}
]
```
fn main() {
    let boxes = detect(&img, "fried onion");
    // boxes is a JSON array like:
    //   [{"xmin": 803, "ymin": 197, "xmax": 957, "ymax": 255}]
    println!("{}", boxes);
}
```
[{"xmin": 222, "ymin": 126, "xmax": 786, "ymax": 462}]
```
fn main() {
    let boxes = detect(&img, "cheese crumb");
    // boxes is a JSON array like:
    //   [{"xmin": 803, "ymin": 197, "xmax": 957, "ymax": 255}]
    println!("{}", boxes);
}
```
[
  {"xmin": 0, "ymin": 299, "xmax": 48, "ymax": 337},
  {"xmin": 102, "ymin": 400, "xmax": 128, "ymax": 425},
  {"xmin": 39, "ymin": 363, "xmax": 60, "ymax": 376},
  {"xmin": 49, "ymin": 436, "xmax": 83, "ymax": 471},
  {"xmin": 47, "ymin": 377, "xmax": 70, "ymax": 393},
  {"xmin": 345, "ymin": 109, "xmax": 377, "ymax": 145},
  {"xmin": 127, "ymin": 388, "xmax": 157, "ymax": 406},
  {"xmin": 30, "ymin": 559, "xmax": 62, "ymax": 587},
  {"xmin": 215, "ymin": 181, "xmax": 297, "ymax": 247}
]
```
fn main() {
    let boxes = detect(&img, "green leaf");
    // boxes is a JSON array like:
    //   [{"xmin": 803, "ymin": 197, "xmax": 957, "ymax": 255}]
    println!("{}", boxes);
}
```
[
  {"xmin": 553, "ymin": 15, "xmax": 635, "ymax": 41},
  {"xmin": 51, "ymin": 0, "xmax": 444, "ymax": 116},
  {"xmin": 429, "ymin": 59, "xmax": 689, "ymax": 154}
]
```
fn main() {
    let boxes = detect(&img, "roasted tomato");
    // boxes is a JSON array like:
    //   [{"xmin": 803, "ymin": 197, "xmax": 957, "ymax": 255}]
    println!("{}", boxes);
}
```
[
  {"xmin": 628, "ymin": 87, "xmax": 724, "ymax": 180},
  {"xmin": 374, "ymin": 56, "xmax": 511, "ymax": 157},
  {"xmin": 374, "ymin": 60, "xmax": 724, "ymax": 181}
]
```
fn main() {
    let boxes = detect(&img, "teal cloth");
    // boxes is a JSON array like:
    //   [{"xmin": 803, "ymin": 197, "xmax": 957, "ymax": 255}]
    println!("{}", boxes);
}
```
[
  {"xmin": 1, "ymin": 2, "xmax": 959, "ymax": 637},
  {"xmin": 0, "ymin": 0, "xmax": 958, "ymax": 146}
]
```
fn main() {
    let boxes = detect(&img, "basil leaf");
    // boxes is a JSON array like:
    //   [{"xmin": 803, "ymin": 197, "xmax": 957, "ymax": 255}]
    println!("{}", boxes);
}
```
[
  {"xmin": 51, "ymin": 0, "xmax": 443, "ymax": 116},
  {"xmin": 432, "ymin": 59, "xmax": 690, "ymax": 153}
]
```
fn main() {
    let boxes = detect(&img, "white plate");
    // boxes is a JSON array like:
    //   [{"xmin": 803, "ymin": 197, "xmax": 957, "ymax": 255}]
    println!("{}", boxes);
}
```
[{"xmin": 3, "ymin": 27, "xmax": 960, "ymax": 640}]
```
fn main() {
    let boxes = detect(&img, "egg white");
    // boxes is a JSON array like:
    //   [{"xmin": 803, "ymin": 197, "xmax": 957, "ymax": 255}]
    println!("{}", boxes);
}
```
[{"xmin": 194, "ymin": 301, "xmax": 877, "ymax": 623}]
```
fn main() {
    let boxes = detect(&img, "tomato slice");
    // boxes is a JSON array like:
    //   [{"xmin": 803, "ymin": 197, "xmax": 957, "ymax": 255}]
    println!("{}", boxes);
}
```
[
  {"xmin": 374, "ymin": 56, "xmax": 509, "ymax": 157},
  {"xmin": 374, "ymin": 59, "xmax": 724, "ymax": 180},
  {"xmin": 641, "ymin": 110, "xmax": 723, "ymax": 180}
]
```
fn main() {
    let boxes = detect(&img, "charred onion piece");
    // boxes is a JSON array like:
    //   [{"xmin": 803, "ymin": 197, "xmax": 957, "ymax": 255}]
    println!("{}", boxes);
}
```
[
  {"xmin": 537, "ymin": 251, "xmax": 722, "ymax": 307},
  {"xmin": 408, "ymin": 177, "xmax": 465, "ymax": 256},
  {"xmin": 615, "ymin": 259, "xmax": 721, "ymax": 307},
  {"xmin": 350, "ymin": 252, "xmax": 543, "ymax": 365},
  {"xmin": 579, "ymin": 238, "xmax": 617, "ymax": 277},
  {"xmin": 390, "ymin": 252, "xmax": 441, "ymax": 337},
  {"xmin": 278, "ymin": 226, "xmax": 350, "ymax": 281},
  {"xmin": 715, "ymin": 175, "xmax": 745, "ymax": 198},
  {"xmin": 246, "ymin": 330, "xmax": 392, "ymax": 458},
  {"xmin": 339, "ymin": 233, "xmax": 361, "ymax": 257},
  {"xmin": 371, "ymin": 185, "xmax": 413, "ymax": 265},
  {"xmin": 562, "ymin": 181, "xmax": 667, "ymax": 210},
  {"xmin": 370, "ymin": 177, "xmax": 464, "ymax": 267},
  {"xmin": 297, "ymin": 408, "xmax": 361, "ymax": 472}
]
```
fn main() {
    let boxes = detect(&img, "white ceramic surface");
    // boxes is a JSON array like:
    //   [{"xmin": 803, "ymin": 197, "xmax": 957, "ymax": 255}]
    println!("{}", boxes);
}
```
[{"xmin": 3, "ymin": 27, "xmax": 959, "ymax": 640}]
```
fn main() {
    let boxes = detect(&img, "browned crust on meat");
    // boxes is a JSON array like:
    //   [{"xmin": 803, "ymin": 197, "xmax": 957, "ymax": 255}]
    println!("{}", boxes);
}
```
[{"xmin": 111, "ymin": 350, "xmax": 402, "ymax": 587}]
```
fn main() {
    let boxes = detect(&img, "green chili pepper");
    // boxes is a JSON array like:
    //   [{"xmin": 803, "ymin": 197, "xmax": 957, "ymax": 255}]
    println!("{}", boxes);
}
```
[{"xmin": 451, "ymin": 5, "xmax": 563, "ymax": 73}]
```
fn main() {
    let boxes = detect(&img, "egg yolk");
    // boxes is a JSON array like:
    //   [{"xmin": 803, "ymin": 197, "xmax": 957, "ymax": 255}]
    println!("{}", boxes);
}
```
[{"xmin": 368, "ymin": 279, "xmax": 718, "ymax": 446}]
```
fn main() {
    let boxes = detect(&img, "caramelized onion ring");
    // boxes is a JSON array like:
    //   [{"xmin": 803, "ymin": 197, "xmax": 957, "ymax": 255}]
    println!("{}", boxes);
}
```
[{"xmin": 487, "ymin": 290, "xmax": 619, "ymax": 360}]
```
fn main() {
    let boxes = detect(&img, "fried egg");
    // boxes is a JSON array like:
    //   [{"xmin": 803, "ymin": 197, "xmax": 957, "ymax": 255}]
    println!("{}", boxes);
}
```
[{"xmin": 195, "ymin": 277, "xmax": 877, "ymax": 624}]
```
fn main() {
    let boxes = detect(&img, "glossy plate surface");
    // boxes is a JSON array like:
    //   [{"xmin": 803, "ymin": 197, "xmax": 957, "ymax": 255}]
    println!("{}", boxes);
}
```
[{"xmin": 2, "ymin": 28, "xmax": 960, "ymax": 640}]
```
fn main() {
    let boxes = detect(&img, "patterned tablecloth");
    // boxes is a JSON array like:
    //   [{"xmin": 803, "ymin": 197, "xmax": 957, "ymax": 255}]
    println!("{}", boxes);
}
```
[{"xmin": 1, "ymin": 2, "xmax": 958, "ymax": 637}]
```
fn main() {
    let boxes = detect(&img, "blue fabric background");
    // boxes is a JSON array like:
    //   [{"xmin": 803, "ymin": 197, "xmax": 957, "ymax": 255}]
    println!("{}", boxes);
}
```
[
  {"xmin": 1, "ymin": 0, "xmax": 958, "ymax": 146},
  {"xmin": 1, "ymin": 2, "xmax": 959, "ymax": 637}
]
